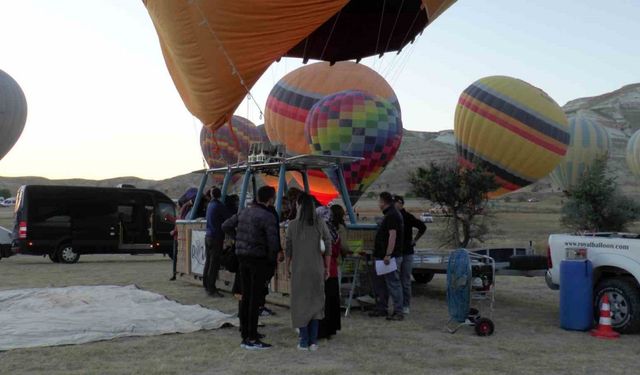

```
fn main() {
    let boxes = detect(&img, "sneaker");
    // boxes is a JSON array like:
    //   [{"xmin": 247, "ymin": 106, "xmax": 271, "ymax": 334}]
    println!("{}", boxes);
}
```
[
  {"xmin": 309, "ymin": 344, "xmax": 319, "ymax": 352},
  {"xmin": 297, "ymin": 344, "xmax": 308, "ymax": 351},
  {"xmin": 386, "ymin": 313, "xmax": 404, "ymax": 321},
  {"xmin": 240, "ymin": 339, "xmax": 248, "ymax": 349},
  {"xmin": 368, "ymin": 310, "xmax": 387, "ymax": 318},
  {"xmin": 259, "ymin": 307, "xmax": 275, "ymax": 317},
  {"xmin": 403, "ymin": 307, "xmax": 410, "ymax": 315},
  {"xmin": 208, "ymin": 291, "xmax": 224, "ymax": 298},
  {"xmin": 243, "ymin": 339, "xmax": 272, "ymax": 350}
]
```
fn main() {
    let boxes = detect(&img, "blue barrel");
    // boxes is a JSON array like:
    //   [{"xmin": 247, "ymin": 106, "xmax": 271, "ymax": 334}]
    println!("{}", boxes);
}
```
[{"xmin": 560, "ymin": 259, "xmax": 593, "ymax": 331}]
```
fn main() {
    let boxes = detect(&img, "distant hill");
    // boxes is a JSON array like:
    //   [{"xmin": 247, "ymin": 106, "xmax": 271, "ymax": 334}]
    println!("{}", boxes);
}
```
[{"xmin": 2, "ymin": 83, "xmax": 639, "ymax": 199}]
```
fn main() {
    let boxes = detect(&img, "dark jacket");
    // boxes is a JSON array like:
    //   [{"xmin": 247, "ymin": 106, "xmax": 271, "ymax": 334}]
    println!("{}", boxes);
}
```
[
  {"xmin": 205, "ymin": 199, "xmax": 229, "ymax": 240},
  {"xmin": 222, "ymin": 203, "xmax": 279, "ymax": 264},
  {"xmin": 399, "ymin": 209, "xmax": 426, "ymax": 255},
  {"xmin": 374, "ymin": 206, "xmax": 404, "ymax": 259}
]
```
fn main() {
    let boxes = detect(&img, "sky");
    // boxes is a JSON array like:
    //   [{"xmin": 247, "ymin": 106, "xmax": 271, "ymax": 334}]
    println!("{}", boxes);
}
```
[{"xmin": 0, "ymin": 0, "xmax": 638, "ymax": 180}]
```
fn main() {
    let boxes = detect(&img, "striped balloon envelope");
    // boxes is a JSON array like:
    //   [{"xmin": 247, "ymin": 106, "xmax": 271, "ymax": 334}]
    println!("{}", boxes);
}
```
[
  {"xmin": 626, "ymin": 129, "xmax": 640, "ymax": 177},
  {"xmin": 454, "ymin": 76, "xmax": 570, "ymax": 198},
  {"xmin": 265, "ymin": 61, "xmax": 399, "ymax": 156},
  {"xmin": 549, "ymin": 112, "xmax": 610, "ymax": 191},
  {"xmin": 200, "ymin": 116, "xmax": 261, "ymax": 183},
  {"xmin": 305, "ymin": 90, "xmax": 403, "ymax": 205}
]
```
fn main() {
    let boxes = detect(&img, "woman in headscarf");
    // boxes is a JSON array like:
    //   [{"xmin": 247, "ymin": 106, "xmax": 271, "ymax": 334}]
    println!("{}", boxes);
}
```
[
  {"xmin": 318, "ymin": 204, "xmax": 349, "ymax": 340},
  {"xmin": 286, "ymin": 193, "xmax": 331, "ymax": 351}
]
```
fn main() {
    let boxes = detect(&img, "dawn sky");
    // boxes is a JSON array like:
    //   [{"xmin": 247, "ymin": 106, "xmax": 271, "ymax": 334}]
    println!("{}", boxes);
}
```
[{"xmin": 0, "ymin": 0, "xmax": 638, "ymax": 180}]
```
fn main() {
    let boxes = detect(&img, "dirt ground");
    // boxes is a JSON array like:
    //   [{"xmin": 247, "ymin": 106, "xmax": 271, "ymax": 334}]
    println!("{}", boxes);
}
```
[{"xmin": 1, "ymin": 254, "xmax": 639, "ymax": 375}]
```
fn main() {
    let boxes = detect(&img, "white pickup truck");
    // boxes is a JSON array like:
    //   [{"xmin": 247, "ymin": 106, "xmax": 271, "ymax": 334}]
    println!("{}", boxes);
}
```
[{"xmin": 547, "ymin": 232, "xmax": 640, "ymax": 333}]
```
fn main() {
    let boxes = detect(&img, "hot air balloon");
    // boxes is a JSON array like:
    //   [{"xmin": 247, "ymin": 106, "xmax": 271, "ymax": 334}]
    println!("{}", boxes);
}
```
[
  {"xmin": 0, "ymin": 69, "xmax": 27, "ymax": 161},
  {"xmin": 454, "ymin": 76, "xmax": 570, "ymax": 198},
  {"xmin": 306, "ymin": 90, "xmax": 403, "ymax": 205},
  {"xmin": 200, "ymin": 116, "xmax": 262, "ymax": 184},
  {"xmin": 265, "ymin": 61, "xmax": 400, "ymax": 156},
  {"xmin": 144, "ymin": 0, "xmax": 454, "ymax": 131},
  {"xmin": 549, "ymin": 112, "xmax": 610, "ymax": 191},
  {"xmin": 627, "ymin": 129, "xmax": 640, "ymax": 177}
]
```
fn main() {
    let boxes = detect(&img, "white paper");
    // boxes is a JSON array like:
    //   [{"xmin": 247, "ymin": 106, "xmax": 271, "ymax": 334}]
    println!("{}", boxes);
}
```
[
  {"xmin": 375, "ymin": 258, "xmax": 398, "ymax": 276},
  {"xmin": 190, "ymin": 230, "xmax": 206, "ymax": 275}
]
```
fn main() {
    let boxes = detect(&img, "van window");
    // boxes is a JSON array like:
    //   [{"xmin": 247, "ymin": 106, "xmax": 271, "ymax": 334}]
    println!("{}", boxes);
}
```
[
  {"xmin": 30, "ymin": 204, "xmax": 70, "ymax": 223},
  {"xmin": 14, "ymin": 186, "xmax": 24, "ymax": 213},
  {"xmin": 118, "ymin": 205, "xmax": 134, "ymax": 223},
  {"xmin": 158, "ymin": 202, "xmax": 176, "ymax": 223}
]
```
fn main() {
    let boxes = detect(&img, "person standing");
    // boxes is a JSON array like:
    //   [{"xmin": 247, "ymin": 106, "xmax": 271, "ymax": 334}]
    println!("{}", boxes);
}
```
[
  {"xmin": 222, "ymin": 186, "xmax": 280, "ymax": 350},
  {"xmin": 318, "ymin": 204, "xmax": 349, "ymax": 340},
  {"xmin": 203, "ymin": 187, "xmax": 228, "ymax": 297},
  {"xmin": 286, "ymin": 193, "xmax": 331, "ymax": 351},
  {"xmin": 370, "ymin": 192, "xmax": 405, "ymax": 321},
  {"xmin": 393, "ymin": 195, "xmax": 426, "ymax": 315}
]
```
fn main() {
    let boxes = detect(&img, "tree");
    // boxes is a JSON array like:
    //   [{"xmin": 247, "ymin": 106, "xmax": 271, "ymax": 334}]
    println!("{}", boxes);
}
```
[
  {"xmin": 561, "ymin": 157, "xmax": 640, "ymax": 232},
  {"xmin": 409, "ymin": 162, "xmax": 499, "ymax": 248}
]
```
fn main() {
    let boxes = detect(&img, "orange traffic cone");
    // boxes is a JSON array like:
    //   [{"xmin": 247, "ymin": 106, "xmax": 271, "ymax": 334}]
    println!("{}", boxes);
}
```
[{"xmin": 590, "ymin": 294, "xmax": 620, "ymax": 339}]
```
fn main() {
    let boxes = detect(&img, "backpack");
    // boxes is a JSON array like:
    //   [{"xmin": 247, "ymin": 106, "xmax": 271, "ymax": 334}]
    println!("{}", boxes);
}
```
[{"xmin": 220, "ymin": 238, "xmax": 239, "ymax": 273}]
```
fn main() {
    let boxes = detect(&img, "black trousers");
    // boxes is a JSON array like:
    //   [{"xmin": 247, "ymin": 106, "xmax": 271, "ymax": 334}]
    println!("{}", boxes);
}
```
[
  {"xmin": 239, "ymin": 260, "xmax": 268, "ymax": 341},
  {"xmin": 203, "ymin": 237, "xmax": 223, "ymax": 293}
]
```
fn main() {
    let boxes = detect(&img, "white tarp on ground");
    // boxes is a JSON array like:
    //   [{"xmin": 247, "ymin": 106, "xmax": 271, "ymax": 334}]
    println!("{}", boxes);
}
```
[{"xmin": 0, "ymin": 285, "xmax": 238, "ymax": 351}]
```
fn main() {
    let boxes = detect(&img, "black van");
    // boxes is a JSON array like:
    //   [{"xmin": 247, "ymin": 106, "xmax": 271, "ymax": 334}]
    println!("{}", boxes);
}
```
[{"xmin": 11, "ymin": 185, "xmax": 176, "ymax": 263}]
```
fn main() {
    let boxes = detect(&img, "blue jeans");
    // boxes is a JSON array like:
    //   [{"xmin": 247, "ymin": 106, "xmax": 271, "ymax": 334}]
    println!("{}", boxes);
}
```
[
  {"xmin": 399, "ymin": 254, "xmax": 413, "ymax": 309},
  {"xmin": 299, "ymin": 319, "xmax": 319, "ymax": 347},
  {"xmin": 373, "ymin": 256, "xmax": 404, "ymax": 315}
]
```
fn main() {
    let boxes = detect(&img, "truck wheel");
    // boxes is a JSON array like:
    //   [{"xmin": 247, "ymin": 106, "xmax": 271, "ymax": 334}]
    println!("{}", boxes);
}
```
[
  {"xmin": 49, "ymin": 252, "xmax": 60, "ymax": 263},
  {"xmin": 57, "ymin": 244, "xmax": 80, "ymax": 264},
  {"xmin": 594, "ymin": 277, "xmax": 640, "ymax": 334},
  {"xmin": 413, "ymin": 272, "xmax": 434, "ymax": 284}
]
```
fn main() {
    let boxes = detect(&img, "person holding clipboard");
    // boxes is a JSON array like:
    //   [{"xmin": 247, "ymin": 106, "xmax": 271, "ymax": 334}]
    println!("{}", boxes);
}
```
[{"xmin": 369, "ymin": 192, "xmax": 405, "ymax": 321}]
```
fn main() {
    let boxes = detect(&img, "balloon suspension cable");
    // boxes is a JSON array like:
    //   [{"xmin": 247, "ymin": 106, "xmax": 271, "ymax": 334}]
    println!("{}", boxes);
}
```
[
  {"xmin": 398, "ymin": 7, "xmax": 423, "ymax": 52},
  {"xmin": 192, "ymin": 0, "xmax": 264, "ymax": 119},
  {"xmin": 383, "ymin": 0, "xmax": 405, "ymax": 53},
  {"xmin": 319, "ymin": 10, "xmax": 342, "ymax": 62},
  {"xmin": 375, "ymin": 0, "xmax": 386, "ymax": 58}
]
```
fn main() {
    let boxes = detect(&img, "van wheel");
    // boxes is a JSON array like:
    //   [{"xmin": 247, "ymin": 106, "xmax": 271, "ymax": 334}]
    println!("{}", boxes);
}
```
[
  {"xmin": 57, "ymin": 244, "xmax": 80, "ymax": 264},
  {"xmin": 594, "ymin": 277, "xmax": 640, "ymax": 334},
  {"xmin": 49, "ymin": 252, "xmax": 60, "ymax": 263}
]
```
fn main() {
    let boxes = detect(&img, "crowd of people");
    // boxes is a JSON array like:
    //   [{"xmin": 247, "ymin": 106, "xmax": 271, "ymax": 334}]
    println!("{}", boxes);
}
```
[{"xmin": 196, "ymin": 185, "xmax": 426, "ymax": 351}]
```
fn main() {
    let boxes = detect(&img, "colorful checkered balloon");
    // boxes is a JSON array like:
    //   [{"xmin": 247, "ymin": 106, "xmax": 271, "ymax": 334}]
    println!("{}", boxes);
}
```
[
  {"xmin": 200, "ymin": 116, "xmax": 262, "ymax": 183},
  {"xmin": 305, "ymin": 90, "xmax": 403, "ymax": 205}
]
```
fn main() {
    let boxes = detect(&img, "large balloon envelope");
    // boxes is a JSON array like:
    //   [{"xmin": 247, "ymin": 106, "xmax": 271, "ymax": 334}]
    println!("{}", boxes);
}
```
[
  {"xmin": 265, "ymin": 61, "xmax": 399, "ymax": 156},
  {"xmin": 454, "ymin": 76, "xmax": 570, "ymax": 198},
  {"xmin": 0, "ymin": 69, "xmax": 27, "ymax": 161},
  {"xmin": 549, "ymin": 112, "xmax": 609, "ymax": 191},
  {"xmin": 306, "ymin": 90, "xmax": 403, "ymax": 205},
  {"xmin": 627, "ymin": 129, "xmax": 640, "ymax": 177},
  {"xmin": 144, "ymin": 0, "xmax": 454, "ymax": 131}
]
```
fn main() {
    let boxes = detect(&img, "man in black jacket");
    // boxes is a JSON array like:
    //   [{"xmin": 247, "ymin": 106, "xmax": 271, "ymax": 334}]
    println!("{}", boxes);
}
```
[
  {"xmin": 370, "ymin": 192, "xmax": 405, "ymax": 321},
  {"xmin": 394, "ymin": 195, "xmax": 426, "ymax": 315},
  {"xmin": 222, "ymin": 186, "xmax": 279, "ymax": 350}
]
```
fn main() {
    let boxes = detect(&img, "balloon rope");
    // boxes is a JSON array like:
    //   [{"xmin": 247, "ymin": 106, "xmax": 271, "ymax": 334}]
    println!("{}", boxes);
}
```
[
  {"xmin": 375, "ymin": 0, "xmax": 386, "ymax": 57},
  {"xmin": 383, "ymin": 0, "xmax": 405, "ymax": 53},
  {"xmin": 319, "ymin": 10, "xmax": 342, "ymax": 62},
  {"xmin": 397, "ymin": 8, "xmax": 422, "ymax": 52},
  {"xmin": 191, "ymin": 1, "xmax": 264, "ymax": 119}
]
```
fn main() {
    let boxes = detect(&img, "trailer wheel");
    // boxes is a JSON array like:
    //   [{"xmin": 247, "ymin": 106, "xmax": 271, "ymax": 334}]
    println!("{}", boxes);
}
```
[
  {"xmin": 413, "ymin": 272, "xmax": 434, "ymax": 284},
  {"xmin": 57, "ymin": 244, "xmax": 80, "ymax": 264},
  {"xmin": 49, "ymin": 252, "xmax": 60, "ymax": 263},
  {"xmin": 474, "ymin": 318, "xmax": 494, "ymax": 336},
  {"xmin": 594, "ymin": 277, "xmax": 640, "ymax": 334},
  {"xmin": 508, "ymin": 255, "xmax": 548, "ymax": 270}
]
